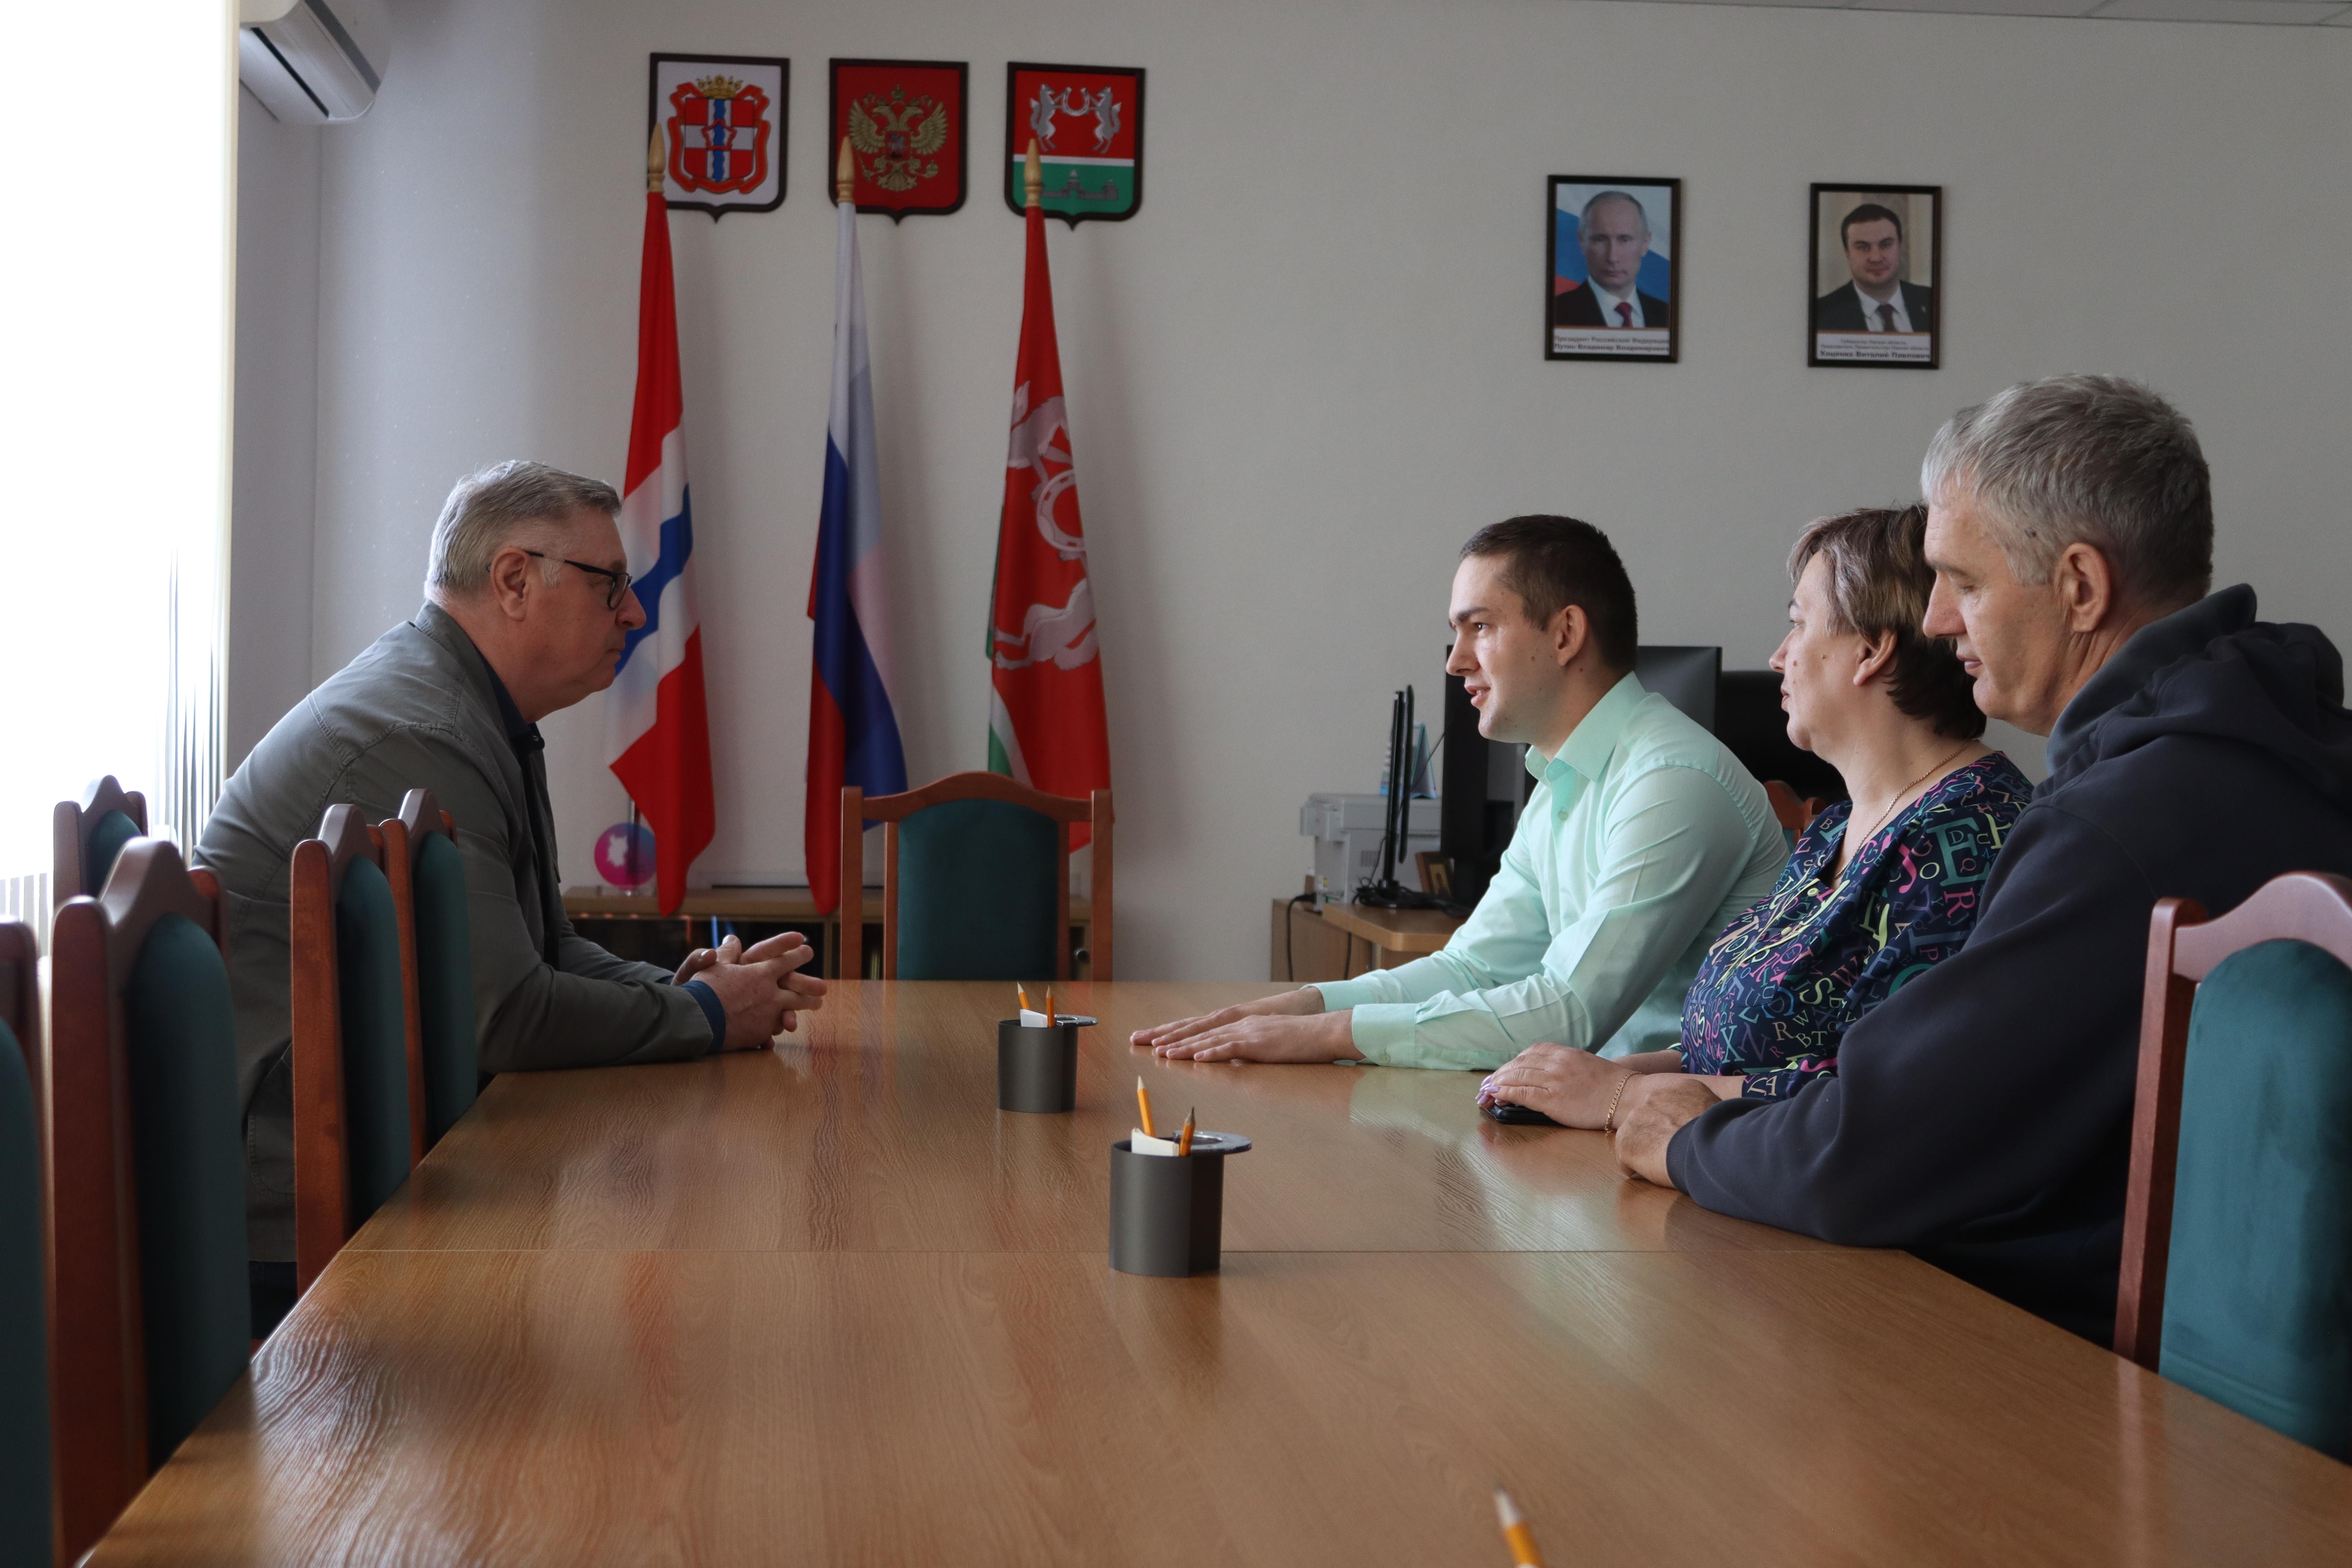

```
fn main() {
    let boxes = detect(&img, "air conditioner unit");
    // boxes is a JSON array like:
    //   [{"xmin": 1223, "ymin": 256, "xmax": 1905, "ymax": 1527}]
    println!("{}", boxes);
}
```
[{"xmin": 238, "ymin": 0, "xmax": 391, "ymax": 124}]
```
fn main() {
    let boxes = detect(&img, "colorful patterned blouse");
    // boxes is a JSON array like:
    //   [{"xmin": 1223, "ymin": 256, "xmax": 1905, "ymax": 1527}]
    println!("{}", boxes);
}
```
[{"xmin": 1678, "ymin": 753, "xmax": 2033, "ymax": 1100}]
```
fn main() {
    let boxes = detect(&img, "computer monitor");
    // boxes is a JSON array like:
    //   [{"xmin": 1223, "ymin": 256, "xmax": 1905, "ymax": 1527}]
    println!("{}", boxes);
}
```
[
  {"xmin": 1635, "ymin": 645, "xmax": 1720, "ymax": 733},
  {"xmin": 1715, "ymin": 670, "xmax": 1846, "ymax": 803}
]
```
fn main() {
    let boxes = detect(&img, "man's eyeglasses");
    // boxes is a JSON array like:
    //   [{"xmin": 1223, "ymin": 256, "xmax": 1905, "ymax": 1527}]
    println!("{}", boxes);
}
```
[{"xmin": 523, "ymin": 550, "xmax": 634, "ymax": 611}]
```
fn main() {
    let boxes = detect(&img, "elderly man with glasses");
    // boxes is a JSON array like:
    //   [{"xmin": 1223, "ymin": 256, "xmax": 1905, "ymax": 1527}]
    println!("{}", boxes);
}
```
[{"xmin": 198, "ymin": 460, "xmax": 823, "ymax": 1336}]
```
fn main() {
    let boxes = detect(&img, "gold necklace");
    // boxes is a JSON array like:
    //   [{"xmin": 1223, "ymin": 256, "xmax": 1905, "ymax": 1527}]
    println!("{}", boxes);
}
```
[{"xmin": 1841, "ymin": 742, "xmax": 1972, "ymax": 872}]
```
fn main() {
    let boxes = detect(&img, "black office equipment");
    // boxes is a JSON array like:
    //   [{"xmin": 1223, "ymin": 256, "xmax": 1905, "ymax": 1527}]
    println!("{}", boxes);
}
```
[
  {"xmin": 1358, "ymin": 686, "xmax": 1444, "ymax": 911},
  {"xmin": 1715, "ymin": 670, "xmax": 1847, "ymax": 804},
  {"xmin": 1634, "ymin": 645, "xmax": 1721, "ymax": 732}
]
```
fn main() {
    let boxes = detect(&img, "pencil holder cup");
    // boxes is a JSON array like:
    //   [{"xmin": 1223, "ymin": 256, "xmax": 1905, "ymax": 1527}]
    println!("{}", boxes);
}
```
[
  {"xmin": 1109, "ymin": 1134, "xmax": 1254, "ymax": 1277},
  {"xmin": 997, "ymin": 1021, "xmax": 1080, "ymax": 1113}
]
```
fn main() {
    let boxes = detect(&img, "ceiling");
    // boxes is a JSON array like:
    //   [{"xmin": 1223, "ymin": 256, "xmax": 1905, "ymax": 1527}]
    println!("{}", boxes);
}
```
[{"xmin": 1618, "ymin": 0, "xmax": 2352, "ymax": 24}]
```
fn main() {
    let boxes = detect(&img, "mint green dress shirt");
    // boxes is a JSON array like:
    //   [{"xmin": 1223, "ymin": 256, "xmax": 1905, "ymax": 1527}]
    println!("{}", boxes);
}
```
[{"xmin": 1317, "ymin": 673, "xmax": 1787, "ymax": 1070}]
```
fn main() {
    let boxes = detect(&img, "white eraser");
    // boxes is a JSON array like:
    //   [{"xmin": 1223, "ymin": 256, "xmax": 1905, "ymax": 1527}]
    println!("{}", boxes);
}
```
[
  {"xmin": 1020, "ymin": 1008, "xmax": 1049, "ymax": 1026},
  {"xmin": 1131, "ymin": 1129, "xmax": 1180, "ymax": 1156}
]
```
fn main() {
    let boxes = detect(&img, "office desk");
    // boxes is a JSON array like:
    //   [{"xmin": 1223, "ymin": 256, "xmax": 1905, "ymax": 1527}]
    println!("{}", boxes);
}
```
[
  {"xmin": 1271, "ymin": 898, "xmax": 1464, "ymax": 982},
  {"xmin": 90, "ymin": 984, "xmax": 2352, "ymax": 1565}
]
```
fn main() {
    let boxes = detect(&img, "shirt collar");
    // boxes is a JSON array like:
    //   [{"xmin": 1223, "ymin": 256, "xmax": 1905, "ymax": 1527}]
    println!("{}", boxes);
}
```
[
  {"xmin": 470, "ymin": 637, "xmax": 539, "ymax": 750},
  {"xmin": 1855, "ymin": 280, "xmax": 1906, "ymax": 328},
  {"xmin": 1527, "ymin": 670, "xmax": 1646, "ymax": 789}
]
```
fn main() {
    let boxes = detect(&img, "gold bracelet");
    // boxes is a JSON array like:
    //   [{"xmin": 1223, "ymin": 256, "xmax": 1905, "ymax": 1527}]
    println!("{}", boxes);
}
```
[{"xmin": 1602, "ymin": 1071, "xmax": 1636, "ymax": 1134}]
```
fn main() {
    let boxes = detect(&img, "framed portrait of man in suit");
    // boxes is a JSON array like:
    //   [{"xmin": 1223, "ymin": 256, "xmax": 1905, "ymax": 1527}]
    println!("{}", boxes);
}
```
[
  {"xmin": 1546, "ymin": 176, "xmax": 1680, "ymax": 363},
  {"xmin": 1809, "ymin": 185, "xmax": 1941, "ymax": 369}
]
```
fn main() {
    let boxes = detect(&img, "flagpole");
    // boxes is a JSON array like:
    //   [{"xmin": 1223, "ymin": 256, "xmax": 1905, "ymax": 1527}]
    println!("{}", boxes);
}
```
[
  {"xmin": 648, "ymin": 122, "xmax": 664, "ymax": 194},
  {"xmin": 1025, "ymin": 136, "xmax": 1042, "ymax": 208},
  {"xmin": 837, "ymin": 136, "xmax": 854, "ymax": 205}
]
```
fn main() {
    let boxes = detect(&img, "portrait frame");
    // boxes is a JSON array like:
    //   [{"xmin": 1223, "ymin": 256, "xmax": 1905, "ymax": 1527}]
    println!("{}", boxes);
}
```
[
  {"xmin": 1808, "ymin": 184, "xmax": 1943, "ymax": 370},
  {"xmin": 1544, "ymin": 175, "xmax": 1681, "ymax": 365}
]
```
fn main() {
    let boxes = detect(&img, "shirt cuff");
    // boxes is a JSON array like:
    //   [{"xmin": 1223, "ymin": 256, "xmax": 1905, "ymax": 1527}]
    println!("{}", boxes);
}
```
[
  {"xmin": 681, "ymin": 978, "xmax": 728, "ymax": 1054},
  {"xmin": 1311, "ymin": 978, "xmax": 1383, "ymax": 1012},
  {"xmin": 1343, "ymin": 1003, "xmax": 1422, "ymax": 1065}
]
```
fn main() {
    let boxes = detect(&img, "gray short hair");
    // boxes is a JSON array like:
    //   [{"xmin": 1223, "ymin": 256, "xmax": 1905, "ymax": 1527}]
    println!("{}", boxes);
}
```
[
  {"xmin": 425, "ymin": 460, "xmax": 621, "ymax": 597},
  {"xmin": 1580, "ymin": 190, "xmax": 1649, "ymax": 236},
  {"xmin": 1920, "ymin": 375, "xmax": 2212, "ymax": 609}
]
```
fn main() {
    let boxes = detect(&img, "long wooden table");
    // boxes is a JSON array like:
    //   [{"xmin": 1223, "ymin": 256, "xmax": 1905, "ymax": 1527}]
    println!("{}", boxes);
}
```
[{"xmin": 90, "ymin": 984, "xmax": 2352, "ymax": 1564}]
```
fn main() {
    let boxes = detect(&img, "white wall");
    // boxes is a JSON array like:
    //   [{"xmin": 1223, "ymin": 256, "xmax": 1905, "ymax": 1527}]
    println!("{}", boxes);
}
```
[
  {"xmin": 300, "ymin": 0, "xmax": 2352, "ymax": 978},
  {"xmin": 230, "ymin": 85, "xmax": 322, "ymax": 770}
]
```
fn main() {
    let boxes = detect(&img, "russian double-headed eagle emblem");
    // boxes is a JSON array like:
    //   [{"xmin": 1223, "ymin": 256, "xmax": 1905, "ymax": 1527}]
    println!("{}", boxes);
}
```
[
  {"xmin": 847, "ymin": 87, "xmax": 949, "ymax": 194},
  {"xmin": 828, "ymin": 60, "xmax": 967, "ymax": 219}
]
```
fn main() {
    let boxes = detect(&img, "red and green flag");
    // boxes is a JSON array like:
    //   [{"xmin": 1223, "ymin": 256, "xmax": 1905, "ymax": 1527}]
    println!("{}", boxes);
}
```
[{"xmin": 989, "ymin": 149, "xmax": 1110, "ymax": 837}]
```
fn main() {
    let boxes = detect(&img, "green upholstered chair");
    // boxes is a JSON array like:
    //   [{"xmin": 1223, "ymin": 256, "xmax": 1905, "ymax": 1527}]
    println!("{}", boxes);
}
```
[
  {"xmin": 46, "ymin": 840, "xmax": 248, "ymax": 1561},
  {"xmin": 2117, "ymin": 871, "xmax": 2352, "ymax": 1459},
  {"xmin": 838, "ymin": 773, "xmax": 1112, "ymax": 983},
  {"xmin": 0, "ymin": 924, "xmax": 52, "ymax": 1568},
  {"xmin": 394, "ymin": 789, "xmax": 477, "ymax": 1149},
  {"xmin": 51, "ymin": 773, "xmax": 148, "ymax": 906},
  {"xmin": 291, "ymin": 806, "xmax": 417, "ymax": 1295}
]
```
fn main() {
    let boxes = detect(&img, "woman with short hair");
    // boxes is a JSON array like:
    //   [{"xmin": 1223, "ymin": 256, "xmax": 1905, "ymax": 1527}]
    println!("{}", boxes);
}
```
[{"xmin": 1478, "ymin": 504, "xmax": 2031, "ymax": 1125}]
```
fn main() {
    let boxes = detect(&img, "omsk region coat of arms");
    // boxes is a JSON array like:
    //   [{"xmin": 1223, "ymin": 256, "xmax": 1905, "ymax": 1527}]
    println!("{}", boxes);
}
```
[
  {"xmin": 828, "ymin": 59, "xmax": 967, "ymax": 221},
  {"xmin": 648, "ymin": 54, "xmax": 787, "ymax": 219},
  {"xmin": 1004, "ymin": 64, "xmax": 1145, "ymax": 226}
]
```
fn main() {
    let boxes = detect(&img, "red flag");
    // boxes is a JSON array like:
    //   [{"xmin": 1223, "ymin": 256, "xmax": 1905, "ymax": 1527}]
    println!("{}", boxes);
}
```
[
  {"xmin": 989, "ymin": 165, "xmax": 1110, "ymax": 837},
  {"xmin": 606, "ymin": 171, "xmax": 715, "ymax": 914}
]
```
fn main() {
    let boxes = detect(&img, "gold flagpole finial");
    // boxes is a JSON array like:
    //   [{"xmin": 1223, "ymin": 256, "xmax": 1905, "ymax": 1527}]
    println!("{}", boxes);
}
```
[
  {"xmin": 1024, "ymin": 138, "xmax": 1042, "ymax": 209},
  {"xmin": 837, "ymin": 137, "xmax": 855, "ymax": 205},
  {"xmin": 646, "ymin": 124, "xmax": 664, "ymax": 194}
]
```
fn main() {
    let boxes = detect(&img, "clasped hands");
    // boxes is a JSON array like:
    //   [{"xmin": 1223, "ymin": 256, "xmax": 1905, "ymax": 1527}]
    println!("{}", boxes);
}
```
[
  {"xmin": 1477, "ymin": 1042, "xmax": 1717, "ymax": 1187},
  {"xmin": 674, "ymin": 931, "xmax": 827, "ymax": 1051}
]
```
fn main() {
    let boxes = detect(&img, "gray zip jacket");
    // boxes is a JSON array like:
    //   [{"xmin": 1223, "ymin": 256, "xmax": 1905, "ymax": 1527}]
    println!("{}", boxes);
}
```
[{"xmin": 196, "ymin": 603, "xmax": 717, "ymax": 1261}]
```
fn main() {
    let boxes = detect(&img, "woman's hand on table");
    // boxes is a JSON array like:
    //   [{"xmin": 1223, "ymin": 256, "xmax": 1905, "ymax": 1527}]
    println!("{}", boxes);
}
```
[{"xmin": 1476, "ymin": 1042, "xmax": 1644, "ymax": 1129}]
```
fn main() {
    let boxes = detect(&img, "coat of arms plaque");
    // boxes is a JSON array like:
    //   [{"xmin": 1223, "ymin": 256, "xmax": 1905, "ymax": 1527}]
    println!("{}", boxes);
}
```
[
  {"xmin": 648, "ymin": 54, "xmax": 787, "ymax": 219},
  {"xmin": 1004, "ymin": 63, "xmax": 1145, "ymax": 226},
  {"xmin": 828, "ymin": 59, "xmax": 968, "ymax": 221}
]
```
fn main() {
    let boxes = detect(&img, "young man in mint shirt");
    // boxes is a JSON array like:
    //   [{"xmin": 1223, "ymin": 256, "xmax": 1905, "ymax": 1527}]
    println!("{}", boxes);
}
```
[{"xmin": 1136, "ymin": 515, "xmax": 1785, "ymax": 1070}]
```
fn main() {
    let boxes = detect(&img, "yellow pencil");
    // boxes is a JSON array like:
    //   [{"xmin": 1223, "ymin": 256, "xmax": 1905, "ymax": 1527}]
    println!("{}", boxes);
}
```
[
  {"xmin": 1494, "ymin": 1486, "xmax": 1543, "ymax": 1567},
  {"xmin": 1177, "ymin": 1107, "xmax": 1196, "ymax": 1157},
  {"xmin": 1135, "ymin": 1076, "xmax": 1156, "ymax": 1140},
  {"xmin": 1045, "ymin": 986, "xmax": 1056, "ymax": 1026},
  {"xmin": 1018, "ymin": 984, "xmax": 1031, "ymax": 1013}
]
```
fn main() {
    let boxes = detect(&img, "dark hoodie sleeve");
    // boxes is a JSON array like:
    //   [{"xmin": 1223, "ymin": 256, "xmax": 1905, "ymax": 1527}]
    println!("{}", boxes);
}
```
[{"xmin": 1666, "ymin": 800, "xmax": 2151, "ymax": 1246}]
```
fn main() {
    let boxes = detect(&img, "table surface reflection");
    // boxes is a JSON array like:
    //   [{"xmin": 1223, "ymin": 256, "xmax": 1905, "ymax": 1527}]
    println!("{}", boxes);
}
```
[{"xmin": 89, "ymin": 983, "xmax": 2352, "ymax": 1565}]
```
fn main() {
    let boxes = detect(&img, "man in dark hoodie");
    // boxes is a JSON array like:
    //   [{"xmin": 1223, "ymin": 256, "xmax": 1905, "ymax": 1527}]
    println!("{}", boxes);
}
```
[{"xmin": 1613, "ymin": 374, "xmax": 2352, "ymax": 1343}]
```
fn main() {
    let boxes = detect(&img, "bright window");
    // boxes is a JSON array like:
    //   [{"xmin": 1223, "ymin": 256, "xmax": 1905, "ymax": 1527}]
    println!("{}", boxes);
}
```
[{"xmin": 0, "ymin": 2, "xmax": 236, "ymax": 922}]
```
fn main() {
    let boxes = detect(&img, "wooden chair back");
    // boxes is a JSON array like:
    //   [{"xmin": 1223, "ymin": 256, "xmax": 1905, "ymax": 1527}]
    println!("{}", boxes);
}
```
[
  {"xmin": 51, "ymin": 775, "xmax": 148, "ymax": 907},
  {"xmin": 290, "ymin": 805, "xmax": 419, "ymax": 1294},
  {"xmin": 1763, "ymin": 780, "xmax": 1826, "ymax": 837},
  {"xmin": 2116, "ymin": 871, "xmax": 2352, "ymax": 1367},
  {"xmin": 390, "ymin": 788, "xmax": 475, "ymax": 1149},
  {"xmin": 45, "ymin": 839, "xmax": 234, "ymax": 1562},
  {"xmin": 838, "ymin": 773, "xmax": 1112, "ymax": 982}
]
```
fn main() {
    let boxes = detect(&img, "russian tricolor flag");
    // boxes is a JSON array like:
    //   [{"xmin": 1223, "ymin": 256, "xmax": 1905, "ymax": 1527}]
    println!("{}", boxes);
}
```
[
  {"xmin": 606, "ymin": 174, "xmax": 715, "ymax": 914},
  {"xmin": 806, "ymin": 182, "xmax": 907, "ymax": 915}
]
